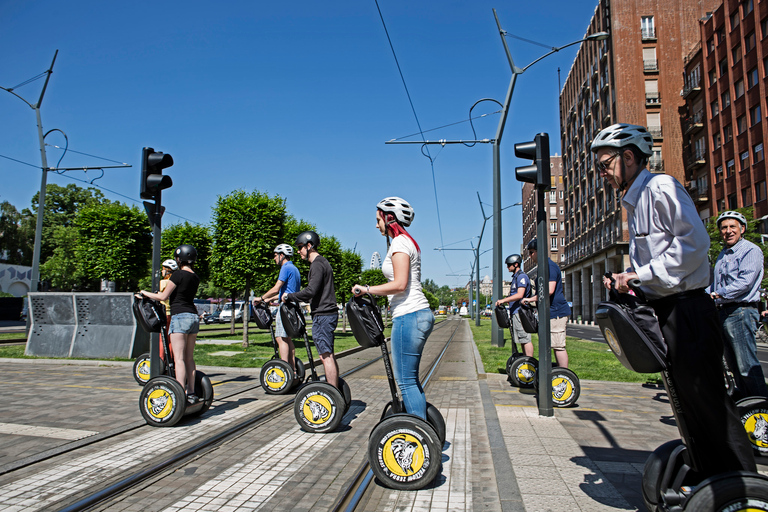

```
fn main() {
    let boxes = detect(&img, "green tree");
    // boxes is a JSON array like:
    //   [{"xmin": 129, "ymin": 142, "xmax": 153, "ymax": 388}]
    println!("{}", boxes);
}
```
[
  {"xmin": 40, "ymin": 225, "xmax": 84, "ymax": 290},
  {"xmin": 162, "ymin": 222, "xmax": 213, "ymax": 282},
  {"xmin": 336, "ymin": 249, "xmax": 363, "ymax": 332},
  {"xmin": 75, "ymin": 202, "xmax": 152, "ymax": 291},
  {"xmin": 424, "ymin": 290, "xmax": 439, "ymax": 310},
  {"xmin": 707, "ymin": 206, "xmax": 768, "ymax": 288},
  {"xmin": 282, "ymin": 216, "xmax": 316, "ymax": 288},
  {"xmin": 422, "ymin": 278, "xmax": 439, "ymax": 295},
  {"xmin": 0, "ymin": 201, "xmax": 33, "ymax": 265},
  {"xmin": 210, "ymin": 190, "xmax": 286, "ymax": 340}
]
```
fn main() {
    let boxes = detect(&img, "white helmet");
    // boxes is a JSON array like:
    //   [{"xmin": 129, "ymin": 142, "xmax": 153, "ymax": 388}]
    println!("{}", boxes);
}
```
[
  {"xmin": 591, "ymin": 123, "xmax": 654, "ymax": 157},
  {"xmin": 162, "ymin": 259, "xmax": 178, "ymax": 271},
  {"xmin": 717, "ymin": 210, "xmax": 747, "ymax": 228},
  {"xmin": 377, "ymin": 196, "xmax": 415, "ymax": 227},
  {"xmin": 274, "ymin": 243, "xmax": 293, "ymax": 257}
]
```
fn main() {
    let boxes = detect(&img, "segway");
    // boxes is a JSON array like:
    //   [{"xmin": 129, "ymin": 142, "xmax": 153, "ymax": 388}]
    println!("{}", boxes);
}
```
[
  {"xmin": 132, "ymin": 296, "xmax": 214, "ymax": 427},
  {"xmin": 251, "ymin": 301, "xmax": 306, "ymax": 394},
  {"xmin": 596, "ymin": 279, "xmax": 768, "ymax": 511},
  {"xmin": 280, "ymin": 299, "xmax": 351, "ymax": 433},
  {"xmin": 495, "ymin": 305, "xmax": 538, "ymax": 388},
  {"xmin": 347, "ymin": 293, "xmax": 444, "ymax": 490}
]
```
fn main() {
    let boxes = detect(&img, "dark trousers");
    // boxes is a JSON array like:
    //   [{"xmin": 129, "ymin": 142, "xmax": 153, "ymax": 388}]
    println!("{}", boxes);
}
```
[{"xmin": 650, "ymin": 292, "xmax": 756, "ymax": 477}]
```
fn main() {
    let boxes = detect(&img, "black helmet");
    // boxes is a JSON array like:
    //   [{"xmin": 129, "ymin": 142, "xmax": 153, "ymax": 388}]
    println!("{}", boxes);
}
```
[
  {"xmin": 296, "ymin": 231, "xmax": 320, "ymax": 250},
  {"xmin": 526, "ymin": 239, "xmax": 537, "ymax": 251},
  {"xmin": 174, "ymin": 244, "xmax": 198, "ymax": 264},
  {"xmin": 505, "ymin": 254, "xmax": 522, "ymax": 266}
]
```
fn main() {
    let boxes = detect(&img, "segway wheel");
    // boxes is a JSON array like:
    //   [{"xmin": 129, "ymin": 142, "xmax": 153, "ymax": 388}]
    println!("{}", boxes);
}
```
[
  {"xmin": 642, "ymin": 440, "xmax": 699, "ymax": 512},
  {"xmin": 139, "ymin": 376, "xmax": 186, "ymax": 427},
  {"xmin": 683, "ymin": 472, "xmax": 768, "ymax": 511},
  {"xmin": 294, "ymin": 382, "xmax": 344, "ymax": 433},
  {"xmin": 188, "ymin": 370, "xmax": 214, "ymax": 416},
  {"xmin": 551, "ymin": 367, "xmax": 580, "ymax": 408},
  {"xmin": 508, "ymin": 356, "xmax": 538, "ymax": 388},
  {"xmin": 260, "ymin": 359, "xmax": 295, "ymax": 395},
  {"xmin": 337, "ymin": 377, "xmax": 352, "ymax": 414},
  {"xmin": 505, "ymin": 355, "xmax": 522, "ymax": 377},
  {"xmin": 426, "ymin": 402, "xmax": 446, "ymax": 446},
  {"xmin": 368, "ymin": 415, "xmax": 442, "ymax": 491},
  {"xmin": 133, "ymin": 353, "xmax": 151, "ymax": 386},
  {"xmin": 295, "ymin": 358, "xmax": 306, "ymax": 382},
  {"xmin": 738, "ymin": 397, "xmax": 768, "ymax": 458}
]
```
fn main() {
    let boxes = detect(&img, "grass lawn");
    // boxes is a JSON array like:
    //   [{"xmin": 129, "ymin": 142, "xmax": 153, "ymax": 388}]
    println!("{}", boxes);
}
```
[
  {"xmin": 470, "ymin": 317, "xmax": 662, "ymax": 384},
  {"xmin": 0, "ymin": 332, "xmax": 25, "ymax": 341}
]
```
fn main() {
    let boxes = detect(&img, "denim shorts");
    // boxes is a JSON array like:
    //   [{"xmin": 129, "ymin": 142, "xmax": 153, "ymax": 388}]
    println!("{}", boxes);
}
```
[
  {"xmin": 311, "ymin": 313, "xmax": 337, "ymax": 355},
  {"xmin": 170, "ymin": 312, "xmax": 200, "ymax": 334}
]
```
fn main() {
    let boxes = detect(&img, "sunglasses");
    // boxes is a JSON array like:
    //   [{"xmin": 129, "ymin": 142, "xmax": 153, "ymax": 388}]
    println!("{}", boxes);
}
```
[{"xmin": 595, "ymin": 153, "xmax": 619, "ymax": 174}]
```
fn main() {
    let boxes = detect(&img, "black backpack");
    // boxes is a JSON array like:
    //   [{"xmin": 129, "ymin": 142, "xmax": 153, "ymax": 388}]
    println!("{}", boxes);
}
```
[
  {"xmin": 251, "ymin": 302, "xmax": 273, "ymax": 330},
  {"xmin": 518, "ymin": 303, "xmax": 539, "ymax": 334},
  {"xmin": 279, "ymin": 300, "xmax": 306, "ymax": 338},
  {"xmin": 494, "ymin": 304, "xmax": 511, "ymax": 328},
  {"xmin": 133, "ymin": 296, "xmax": 166, "ymax": 333},
  {"xmin": 346, "ymin": 294, "xmax": 385, "ymax": 348}
]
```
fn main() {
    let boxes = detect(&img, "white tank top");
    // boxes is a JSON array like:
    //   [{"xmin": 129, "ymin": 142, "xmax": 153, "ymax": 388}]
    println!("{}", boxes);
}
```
[{"xmin": 382, "ymin": 235, "xmax": 430, "ymax": 318}]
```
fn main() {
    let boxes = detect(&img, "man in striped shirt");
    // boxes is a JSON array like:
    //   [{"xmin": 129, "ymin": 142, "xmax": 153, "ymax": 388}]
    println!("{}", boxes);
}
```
[{"xmin": 709, "ymin": 210, "xmax": 768, "ymax": 398}]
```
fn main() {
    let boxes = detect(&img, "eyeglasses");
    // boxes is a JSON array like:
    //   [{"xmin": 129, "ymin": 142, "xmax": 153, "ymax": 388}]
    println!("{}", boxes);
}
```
[{"xmin": 595, "ymin": 153, "xmax": 619, "ymax": 174}]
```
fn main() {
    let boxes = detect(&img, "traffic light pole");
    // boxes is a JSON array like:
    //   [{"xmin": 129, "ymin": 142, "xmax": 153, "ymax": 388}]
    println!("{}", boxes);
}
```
[
  {"xmin": 535, "ymin": 188, "xmax": 553, "ymax": 417},
  {"xmin": 146, "ymin": 191, "xmax": 164, "ymax": 379}
]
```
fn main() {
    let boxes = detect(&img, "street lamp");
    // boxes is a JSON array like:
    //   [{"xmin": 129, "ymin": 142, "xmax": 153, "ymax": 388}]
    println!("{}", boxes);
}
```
[{"xmin": 489, "ymin": 9, "xmax": 608, "ymax": 347}]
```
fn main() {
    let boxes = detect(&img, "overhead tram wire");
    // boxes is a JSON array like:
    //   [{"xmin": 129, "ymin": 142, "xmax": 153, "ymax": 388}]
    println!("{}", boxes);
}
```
[
  {"xmin": 374, "ymin": 0, "xmax": 454, "ymax": 274},
  {"xmin": 390, "ymin": 109, "xmax": 502, "ymax": 142}
]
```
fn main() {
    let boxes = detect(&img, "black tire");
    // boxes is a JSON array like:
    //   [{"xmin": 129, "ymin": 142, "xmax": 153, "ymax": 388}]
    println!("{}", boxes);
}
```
[
  {"xmin": 509, "ymin": 356, "xmax": 538, "ymax": 388},
  {"xmin": 684, "ymin": 472, "xmax": 768, "ymax": 511},
  {"xmin": 642, "ymin": 439, "xmax": 699, "ymax": 511},
  {"xmin": 551, "ymin": 367, "xmax": 580, "ymax": 408},
  {"xmin": 368, "ymin": 414, "xmax": 442, "ymax": 491},
  {"xmin": 133, "ymin": 353, "xmax": 151, "ymax": 386},
  {"xmin": 139, "ymin": 376, "xmax": 186, "ymax": 427},
  {"xmin": 294, "ymin": 382, "xmax": 345, "ymax": 433},
  {"xmin": 426, "ymin": 403, "xmax": 446, "ymax": 446},
  {"xmin": 505, "ymin": 355, "xmax": 520, "ymax": 377},
  {"xmin": 380, "ymin": 400, "xmax": 396, "ymax": 421},
  {"xmin": 338, "ymin": 377, "xmax": 352, "ymax": 413},
  {"xmin": 737, "ymin": 397, "xmax": 768, "ymax": 458},
  {"xmin": 260, "ymin": 359, "xmax": 295, "ymax": 395},
  {"xmin": 189, "ymin": 370, "xmax": 214, "ymax": 416},
  {"xmin": 295, "ymin": 358, "xmax": 306, "ymax": 382}
]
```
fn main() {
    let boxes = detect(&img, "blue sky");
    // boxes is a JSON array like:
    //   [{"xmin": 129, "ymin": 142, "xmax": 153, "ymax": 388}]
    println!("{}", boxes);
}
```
[{"xmin": 1, "ymin": 0, "xmax": 600, "ymax": 288}]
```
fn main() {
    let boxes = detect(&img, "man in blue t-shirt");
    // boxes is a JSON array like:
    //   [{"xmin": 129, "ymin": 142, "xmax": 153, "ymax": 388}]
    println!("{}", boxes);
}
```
[
  {"xmin": 253, "ymin": 244, "xmax": 301, "ymax": 376},
  {"xmin": 521, "ymin": 239, "xmax": 572, "ymax": 368},
  {"xmin": 495, "ymin": 254, "xmax": 533, "ymax": 355}
]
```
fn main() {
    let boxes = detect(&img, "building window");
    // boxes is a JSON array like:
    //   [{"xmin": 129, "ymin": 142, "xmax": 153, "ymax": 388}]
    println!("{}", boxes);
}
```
[
  {"xmin": 745, "ymin": 0, "xmax": 754, "ymax": 16},
  {"xmin": 743, "ymin": 188, "xmax": 753, "ymax": 206},
  {"xmin": 712, "ymin": 99, "xmax": 720, "ymax": 117},
  {"xmin": 709, "ymin": 69, "xmax": 717, "ymax": 86},
  {"xmin": 561, "ymin": 237, "xmax": 565, "ymax": 247},
  {"xmin": 559, "ymin": 206, "xmax": 564, "ymax": 215},
  {"xmin": 727, "ymin": 158, "xmax": 736, "ymax": 177},
  {"xmin": 549, "ymin": 191, "xmax": 556, "ymax": 203},
  {"xmin": 757, "ymin": 180, "xmax": 767, "ymax": 202},
  {"xmin": 762, "ymin": 18, "xmax": 768, "ymax": 39},
  {"xmin": 724, "ymin": 124, "xmax": 733, "ymax": 142},
  {"xmin": 736, "ymin": 79, "xmax": 745, "ymax": 98},
  {"xmin": 754, "ymin": 142, "xmax": 764, "ymax": 162},
  {"xmin": 551, "ymin": 222, "xmax": 557, "ymax": 232},
  {"xmin": 643, "ymin": 48, "xmax": 657, "ymax": 71},
  {"xmin": 717, "ymin": 26, "xmax": 726, "ymax": 44},
  {"xmin": 733, "ymin": 45, "xmax": 742, "ymax": 64},
  {"xmin": 729, "ymin": 192, "xmax": 738, "ymax": 208},
  {"xmin": 732, "ymin": 11, "xmax": 741, "ymax": 30},
  {"xmin": 560, "ymin": 221, "xmax": 564, "ymax": 230},
  {"xmin": 559, "ymin": 190, "xmax": 564, "ymax": 199},
  {"xmin": 645, "ymin": 79, "xmax": 659, "ymax": 104},
  {"xmin": 764, "ymin": 56, "xmax": 768, "ymax": 76},
  {"xmin": 738, "ymin": 114, "xmax": 747, "ymax": 133},
  {"xmin": 720, "ymin": 58, "xmax": 729, "ymax": 77},
  {"xmin": 714, "ymin": 132, "xmax": 722, "ymax": 149},
  {"xmin": 748, "ymin": 67, "xmax": 759, "ymax": 88},
  {"xmin": 751, "ymin": 104, "xmax": 762, "ymax": 125},
  {"xmin": 550, "ymin": 237, "xmax": 558, "ymax": 251},
  {"xmin": 641, "ymin": 16, "xmax": 655, "ymax": 39},
  {"xmin": 719, "ymin": 198, "xmax": 726, "ymax": 210},
  {"xmin": 746, "ymin": 31, "xmax": 757, "ymax": 53},
  {"xmin": 716, "ymin": 165, "xmax": 724, "ymax": 182},
  {"xmin": 741, "ymin": 151, "xmax": 750, "ymax": 170},
  {"xmin": 708, "ymin": 37, "xmax": 716, "ymax": 52},
  {"xmin": 722, "ymin": 90, "xmax": 731, "ymax": 108},
  {"xmin": 550, "ymin": 206, "xmax": 556, "ymax": 218}
]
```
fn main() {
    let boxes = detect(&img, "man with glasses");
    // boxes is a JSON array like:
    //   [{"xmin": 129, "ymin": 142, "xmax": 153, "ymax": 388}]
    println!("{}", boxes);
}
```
[
  {"xmin": 495, "ymin": 254, "xmax": 532, "ymax": 356},
  {"xmin": 283, "ymin": 231, "xmax": 340, "ymax": 388},
  {"xmin": 594, "ymin": 123, "xmax": 755, "ymax": 477}
]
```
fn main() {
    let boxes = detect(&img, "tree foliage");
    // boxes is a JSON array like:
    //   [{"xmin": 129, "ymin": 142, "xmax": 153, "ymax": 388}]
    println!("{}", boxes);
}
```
[
  {"xmin": 424, "ymin": 290, "xmax": 439, "ymax": 309},
  {"xmin": 0, "ymin": 201, "xmax": 33, "ymax": 265},
  {"xmin": 75, "ymin": 202, "xmax": 152, "ymax": 290},
  {"xmin": 162, "ymin": 222, "xmax": 212, "ymax": 282},
  {"xmin": 40, "ymin": 225, "xmax": 84, "ymax": 290}
]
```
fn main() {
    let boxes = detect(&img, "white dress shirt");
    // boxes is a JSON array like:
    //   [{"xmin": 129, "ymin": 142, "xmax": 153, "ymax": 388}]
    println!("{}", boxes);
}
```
[{"xmin": 621, "ymin": 168, "xmax": 711, "ymax": 300}]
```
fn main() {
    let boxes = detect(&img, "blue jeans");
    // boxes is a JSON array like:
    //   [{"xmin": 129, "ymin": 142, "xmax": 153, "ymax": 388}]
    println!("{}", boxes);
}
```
[
  {"xmin": 391, "ymin": 308, "xmax": 434, "ymax": 420},
  {"xmin": 721, "ymin": 305, "xmax": 768, "ymax": 398}
]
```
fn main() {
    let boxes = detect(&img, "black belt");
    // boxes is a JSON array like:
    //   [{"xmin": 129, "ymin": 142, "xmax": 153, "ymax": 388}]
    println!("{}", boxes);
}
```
[
  {"xmin": 717, "ymin": 301, "xmax": 760, "ymax": 309},
  {"xmin": 648, "ymin": 288, "xmax": 708, "ymax": 307}
]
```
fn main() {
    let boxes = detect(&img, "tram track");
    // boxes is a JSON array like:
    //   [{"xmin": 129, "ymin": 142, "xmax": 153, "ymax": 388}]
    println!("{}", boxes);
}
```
[{"xmin": 42, "ymin": 318, "xmax": 459, "ymax": 512}]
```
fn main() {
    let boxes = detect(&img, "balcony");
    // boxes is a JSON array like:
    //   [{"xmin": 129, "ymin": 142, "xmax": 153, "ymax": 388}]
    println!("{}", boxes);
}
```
[
  {"xmin": 687, "ymin": 184, "xmax": 710, "ymax": 204},
  {"xmin": 644, "ymin": 60, "xmax": 659, "ymax": 73},
  {"xmin": 649, "ymin": 158, "xmax": 664, "ymax": 173},
  {"xmin": 647, "ymin": 126, "xmax": 663, "ymax": 139},
  {"xmin": 682, "ymin": 77, "xmax": 701, "ymax": 99},
  {"xmin": 645, "ymin": 92, "xmax": 661, "ymax": 106},
  {"xmin": 642, "ymin": 27, "xmax": 657, "ymax": 41},
  {"xmin": 683, "ymin": 109, "xmax": 704, "ymax": 134},
  {"xmin": 685, "ymin": 150, "xmax": 706, "ymax": 171}
]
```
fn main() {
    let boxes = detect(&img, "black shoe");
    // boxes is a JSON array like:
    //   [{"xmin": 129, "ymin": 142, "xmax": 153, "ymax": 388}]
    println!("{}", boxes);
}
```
[{"xmin": 187, "ymin": 394, "xmax": 199, "ymax": 404}]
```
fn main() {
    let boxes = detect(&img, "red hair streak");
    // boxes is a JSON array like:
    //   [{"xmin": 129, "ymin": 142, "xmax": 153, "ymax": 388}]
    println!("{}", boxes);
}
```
[{"xmin": 379, "ymin": 210, "xmax": 420, "ymax": 253}]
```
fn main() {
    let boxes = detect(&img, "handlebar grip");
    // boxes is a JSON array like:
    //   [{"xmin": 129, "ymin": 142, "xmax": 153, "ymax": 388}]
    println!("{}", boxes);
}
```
[
  {"xmin": 628, "ymin": 279, "xmax": 642, "ymax": 290},
  {"xmin": 353, "ymin": 287, "xmax": 363, "ymax": 295}
]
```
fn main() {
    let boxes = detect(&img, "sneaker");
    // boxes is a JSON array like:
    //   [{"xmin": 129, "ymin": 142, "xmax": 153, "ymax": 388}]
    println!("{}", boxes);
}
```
[{"xmin": 187, "ymin": 394, "xmax": 199, "ymax": 404}]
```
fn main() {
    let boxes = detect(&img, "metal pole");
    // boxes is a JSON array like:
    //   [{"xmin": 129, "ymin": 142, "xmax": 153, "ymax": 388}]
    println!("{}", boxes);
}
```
[
  {"xmin": 149, "ymin": 191, "xmax": 163, "ymax": 379},
  {"xmin": 536, "ymin": 187, "xmax": 553, "ymax": 417}
]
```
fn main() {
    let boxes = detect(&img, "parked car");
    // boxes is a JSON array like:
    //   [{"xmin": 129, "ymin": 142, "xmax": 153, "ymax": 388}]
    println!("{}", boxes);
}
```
[
  {"xmin": 203, "ymin": 310, "xmax": 222, "ymax": 324},
  {"xmin": 220, "ymin": 301, "xmax": 246, "ymax": 323}
]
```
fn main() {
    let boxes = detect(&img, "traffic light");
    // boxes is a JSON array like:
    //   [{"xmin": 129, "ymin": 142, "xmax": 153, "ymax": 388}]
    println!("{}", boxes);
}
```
[
  {"xmin": 514, "ymin": 133, "xmax": 551, "ymax": 190},
  {"xmin": 140, "ymin": 147, "xmax": 174, "ymax": 200}
]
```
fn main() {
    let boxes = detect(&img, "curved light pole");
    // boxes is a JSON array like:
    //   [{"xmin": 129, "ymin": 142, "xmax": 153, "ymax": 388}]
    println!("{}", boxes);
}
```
[
  {"xmin": 490, "ymin": 8, "xmax": 608, "ymax": 347},
  {"xmin": 0, "ymin": 50, "xmax": 58, "ymax": 293}
]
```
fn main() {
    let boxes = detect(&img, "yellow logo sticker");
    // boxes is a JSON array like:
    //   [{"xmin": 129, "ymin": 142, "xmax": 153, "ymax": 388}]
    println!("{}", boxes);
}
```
[{"xmin": 382, "ymin": 433, "xmax": 426, "ymax": 477}]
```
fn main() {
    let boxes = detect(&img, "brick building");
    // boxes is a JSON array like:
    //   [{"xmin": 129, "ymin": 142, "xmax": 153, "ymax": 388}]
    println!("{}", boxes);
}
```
[{"xmin": 559, "ymin": 0, "xmax": 720, "ymax": 322}]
